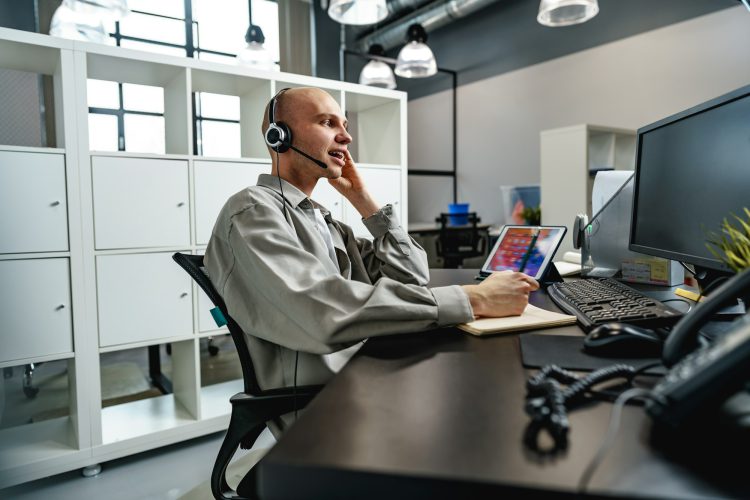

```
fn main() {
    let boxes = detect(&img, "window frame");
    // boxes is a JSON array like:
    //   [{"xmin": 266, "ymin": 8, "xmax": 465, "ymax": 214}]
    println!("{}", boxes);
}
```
[{"xmin": 88, "ymin": 0, "xmax": 277, "ymax": 154}]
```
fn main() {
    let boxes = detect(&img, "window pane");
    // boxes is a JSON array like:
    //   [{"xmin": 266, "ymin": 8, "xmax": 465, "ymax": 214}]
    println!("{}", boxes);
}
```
[
  {"xmin": 127, "ymin": 0, "xmax": 184, "ymax": 18},
  {"xmin": 192, "ymin": 0, "xmax": 249, "ymax": 54},
  {"xmin": 199, "ymin": 120, "xmax": 241, "ymax": 157},
  {"xmin": 198, "ymin": 92, "xmax": 240, "ymax": 121},
  {"xmin": 87, "ymin": 79, "xmax": 119, "ymax": 109},
  {"xmin": 124, "ymin": 114, "xmax": 165, "ymax": 154},
  {"xmin": 88, "ymin": 113, "xmax": 119, "ymax": 151},
  {"xmin": 119, "ymin": 39, "xmax": 187, "ymax": 58},
  {"xmin": 252, "ymin": 0, "xmax": 280, "ymax": 62},
  {"xmin": 123, "ymin": 83, "xmax": 164, "ymax": 113},
  {"xmin": 118, "ymin": 12, "xmax": 186, "ymax": 46}
]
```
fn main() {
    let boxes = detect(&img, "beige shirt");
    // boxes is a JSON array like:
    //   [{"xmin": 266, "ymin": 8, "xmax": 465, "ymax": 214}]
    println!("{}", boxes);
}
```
[{"xmin": 205, "ymin": 174, "xmax": 473, "ymax": 395}]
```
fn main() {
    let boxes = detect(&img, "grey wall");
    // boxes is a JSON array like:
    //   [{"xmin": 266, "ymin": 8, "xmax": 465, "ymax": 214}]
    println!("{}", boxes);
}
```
[
  {"xmin": 407, "ymin": 6, "xmax": 750, "ymax": 225},
  {"xmin": 317, "ymin": 0, "xmax": 738, "ymax": 99},
  {"xmin": 392, "ymin": 0, "xmax": 738, "ymax": 99}
]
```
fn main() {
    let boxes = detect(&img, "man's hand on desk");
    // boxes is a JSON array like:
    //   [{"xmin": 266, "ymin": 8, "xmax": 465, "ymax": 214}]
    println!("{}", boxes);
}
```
[{"xmin": 461, "ymin": 271, "xmax": 539, "ymax": 318}]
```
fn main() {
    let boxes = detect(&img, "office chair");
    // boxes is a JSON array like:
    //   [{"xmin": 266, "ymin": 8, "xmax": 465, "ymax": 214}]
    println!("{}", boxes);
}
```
[
  {"xmin": 172, "ymin": 253, "xmax": 322, "ymax": 500},
  {"xmin": 435, "ymin": 212, "xmax": 489, "ymax": 268}
]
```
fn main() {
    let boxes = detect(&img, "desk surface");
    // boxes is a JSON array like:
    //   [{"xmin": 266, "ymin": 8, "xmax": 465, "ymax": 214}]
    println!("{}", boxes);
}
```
[
  {"xmin": 408, "ymin": 221, "xmax": 496, "ymax": 235},
  {"xmin": 257, "ymin": 270, "xmax": 748, "ymax": 499}
]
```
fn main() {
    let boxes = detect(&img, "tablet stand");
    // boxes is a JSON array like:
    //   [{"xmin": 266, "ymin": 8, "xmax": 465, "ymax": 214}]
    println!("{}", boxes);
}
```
[{"xmin": 540, "ymin": 262, "xmax": 564, "ymax": 287}]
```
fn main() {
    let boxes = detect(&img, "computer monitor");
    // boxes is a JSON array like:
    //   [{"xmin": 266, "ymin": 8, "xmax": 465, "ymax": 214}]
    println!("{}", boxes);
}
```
[{"xmin": 630, "ymin": 84, "xmax": 750, "ymax": 287}]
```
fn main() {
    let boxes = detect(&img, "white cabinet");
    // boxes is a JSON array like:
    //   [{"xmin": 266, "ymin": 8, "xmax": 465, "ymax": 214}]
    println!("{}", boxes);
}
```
[
  {"xmin": 96, "ymin": 253, "xmax": 193, "ymax": 347},
  {"xmin": 0, "ymin": 258, "xmax": 72, "ymax": 362},
  {"xmin": 0, "ymin": 29, "xmax": 407, "ymax": 488},
  {"xmin": 343, "ymin": 167, "xmax": 402, "ymax": 237},
  {"xmin": 540, "ymin": 124, "xmax": 635, "ymax": 255},
  {"xmin": 194, "ymin": 160, "xmax": 268, "ymax": 245},
  {"xmin": 0, "ymin": 150, "xmax": 68, "ymax": 254},
  {"xmin": 311, "ymin": 180, "xmax": 344, "ymax": 221},
  {"xmin": 91, "ymin": 156, "xmax": 190, "ymax": 249}
]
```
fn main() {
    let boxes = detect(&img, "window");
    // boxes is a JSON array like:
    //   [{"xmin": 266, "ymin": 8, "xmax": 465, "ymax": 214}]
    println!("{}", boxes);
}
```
[
  {"xmin": 87, "ymin": 79, "xmax": 165, "ymax": 154},
  {"xmin": 88, "ymin": 0, "xmax": 280, "ymax": 155},
  {"xmin": 195, "ymin": 92, "xmax": 241, "ymax": 157}
]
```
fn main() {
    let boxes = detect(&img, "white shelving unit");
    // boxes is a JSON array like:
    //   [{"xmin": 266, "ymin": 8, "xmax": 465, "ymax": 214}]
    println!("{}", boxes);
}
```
[
  {"xmin": 540, "ymin": 124, "xmax": 635, "ymax": 256},
  {"xmin": 0, "ymin": 27, "xmax": 408, "ymax": 488}
]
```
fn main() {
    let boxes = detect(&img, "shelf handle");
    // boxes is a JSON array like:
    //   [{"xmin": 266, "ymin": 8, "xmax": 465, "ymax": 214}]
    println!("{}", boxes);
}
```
[
  {"xmin": 56, "ymin": 304, "xmax": 66, "ymax": 310},
  {"xmin": 50, "ymin": 201, "xmax": 61, "ymax": 207},
  {"xmin": 177, "ymin": 202, "xmax": 186, "ymax": 207},
  {"xmin": 180, "ymin": 292, "xmax": 189, "ymax": 298}
]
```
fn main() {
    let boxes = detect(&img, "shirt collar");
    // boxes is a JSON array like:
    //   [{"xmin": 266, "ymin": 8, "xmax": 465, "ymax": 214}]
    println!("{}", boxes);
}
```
[{"xmin": 257, "ymin": 173, "xmax": 309, "ymax": 208}]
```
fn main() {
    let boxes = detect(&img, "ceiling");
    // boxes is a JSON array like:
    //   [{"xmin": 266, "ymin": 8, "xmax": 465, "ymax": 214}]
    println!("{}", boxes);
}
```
[{"xmin": 313, "ymin": 0, "xmax": 741, "ymax": 99}]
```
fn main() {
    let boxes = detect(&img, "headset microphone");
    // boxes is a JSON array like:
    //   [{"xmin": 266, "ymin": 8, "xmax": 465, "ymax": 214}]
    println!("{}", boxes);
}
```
[{"xmin": 290, "ymin": 145, "xmax": 327, "ymax": 169}]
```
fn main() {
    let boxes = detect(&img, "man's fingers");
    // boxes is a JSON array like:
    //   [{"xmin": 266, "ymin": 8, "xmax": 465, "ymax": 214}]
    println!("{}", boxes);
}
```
[{"xmin": 517, "ymin": 273, "xmax": 540, "ymax": 290}]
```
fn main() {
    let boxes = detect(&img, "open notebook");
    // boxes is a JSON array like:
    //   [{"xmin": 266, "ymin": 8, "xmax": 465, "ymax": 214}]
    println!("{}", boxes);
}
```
[{"xmin": 458, "ymin": 304, "xmax": 576, "ymax": 336}]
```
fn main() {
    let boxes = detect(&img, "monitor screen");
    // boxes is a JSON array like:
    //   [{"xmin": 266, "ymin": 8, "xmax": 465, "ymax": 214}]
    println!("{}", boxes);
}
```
[{"xmin": 630, "ymin": 85, "xmax": 750, "ymax": 272}]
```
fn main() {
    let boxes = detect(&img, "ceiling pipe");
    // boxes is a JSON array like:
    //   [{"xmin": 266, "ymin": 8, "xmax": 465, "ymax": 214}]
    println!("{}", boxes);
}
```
[{"xmin": 355, "ymin": 0, "xmax": 501, "ymax": 52}]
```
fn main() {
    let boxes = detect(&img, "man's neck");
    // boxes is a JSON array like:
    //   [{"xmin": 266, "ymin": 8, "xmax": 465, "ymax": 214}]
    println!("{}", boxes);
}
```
[{"xmin": 271, "ymin": 160, "xmax": 318, "ymax": 198}]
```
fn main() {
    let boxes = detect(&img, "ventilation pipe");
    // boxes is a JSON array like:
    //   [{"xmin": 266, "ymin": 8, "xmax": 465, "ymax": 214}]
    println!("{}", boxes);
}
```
[{"xmin": 355, "ymin": 0, "xmax": 501, "ymax": 52}]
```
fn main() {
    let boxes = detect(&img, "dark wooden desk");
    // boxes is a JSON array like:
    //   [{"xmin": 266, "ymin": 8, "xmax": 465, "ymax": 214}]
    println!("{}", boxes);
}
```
[
  {"xmin": 256, "ymin": 270, "xmax": 749, "ymax": 499},
  {"xmin": 407, "ymin": 222, "xmax": 494, "ymax": 236}
]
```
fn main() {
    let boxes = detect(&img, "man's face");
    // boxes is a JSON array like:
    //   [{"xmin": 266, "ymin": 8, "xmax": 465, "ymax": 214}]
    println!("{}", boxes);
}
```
[{"xmin": 288, "ymin": 89, "xmax": 352, "ymax": 178}]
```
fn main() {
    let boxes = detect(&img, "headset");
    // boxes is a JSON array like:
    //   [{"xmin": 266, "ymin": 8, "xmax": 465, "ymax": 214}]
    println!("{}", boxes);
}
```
[
  {"xmin": 264, "ymin": 88, "xmax": 328, "ymax": 169},
  {"xmin": 265, "ymin": 88, "xmax": 292, "ymax": 153}
]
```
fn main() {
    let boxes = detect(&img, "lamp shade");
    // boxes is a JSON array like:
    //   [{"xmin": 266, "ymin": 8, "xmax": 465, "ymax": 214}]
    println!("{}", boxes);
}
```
[
  {"xmin": 328, "ymin": 0, "xmax": 388, "ymax": 26},
  {"xmin": 359, "ymin": 44, "xmax": 396, "ymax": 89},
  {"xmin": 236, "ymin": 24, "xmax": 277, "ymax": 70},
  {"xmin": 50, "ymin": 0, "xmax": 129, "ymax": 43},
  {"xmin": 537, "ymin": 0, "xmax": 599, "ymax": 27},
  {"xmin": 359, "ymin": 60, "xmax": 396, "ymax": 89},
  {"xmin": 394, "ymin": 25, "xmax": 436, "ymax": 78}
]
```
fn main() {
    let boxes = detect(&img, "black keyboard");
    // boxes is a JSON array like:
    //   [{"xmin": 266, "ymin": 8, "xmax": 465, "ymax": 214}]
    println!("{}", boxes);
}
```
[{"xmin": 547, "ymin": 278, "xmax": 684, "ymax": 331}]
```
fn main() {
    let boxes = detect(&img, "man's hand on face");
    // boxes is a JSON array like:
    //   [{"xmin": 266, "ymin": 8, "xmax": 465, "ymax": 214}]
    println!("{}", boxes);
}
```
[
  {"xmin": 328, "ymin": 150, "xmax": 380, "ymax": 218},
  {"xmin": 461, "ymin": 271, "xmax": 540, "ymax": 318},
  {"xmin": 328, "ymin": 150, "xmax": 363, "ymax": 195}
]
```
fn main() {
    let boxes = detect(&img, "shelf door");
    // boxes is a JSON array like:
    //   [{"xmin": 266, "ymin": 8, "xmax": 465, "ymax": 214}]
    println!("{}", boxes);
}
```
[
  {"xmin": 194, "ymin": 161, "xmax": 268, "ymax": 245},
  {"xmin": 91, "ymin": 156, "xmax": 190, "ymax": 249},
  {"xmin": 343, "ymin": 168, "xmax": 402, "ymax": 238},
  {"xmin": 0, "ymin": 150, "xmax": 68, "ymax": 254},
  {"xmin": 0, "ymin": 258, "xmax": 72, "ymax": 363},
  {"xmin": 97, "ymin": 253, "xmax": 193, "ymax": 347},
  {"xmin": 311, "ymin": 181, "xmax": 344, "ymax": 221}
]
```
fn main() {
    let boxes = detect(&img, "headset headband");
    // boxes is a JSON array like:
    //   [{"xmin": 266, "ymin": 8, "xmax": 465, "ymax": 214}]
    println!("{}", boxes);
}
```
[{"xmin": 269, "ymin": 88, "xmax": 289, "ymax": 125}]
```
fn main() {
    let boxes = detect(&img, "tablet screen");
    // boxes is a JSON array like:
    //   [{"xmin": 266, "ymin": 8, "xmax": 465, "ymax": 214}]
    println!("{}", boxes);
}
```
[{"xmin": 481, "ymin": 225, "xmax": 566, "ymax": 280}]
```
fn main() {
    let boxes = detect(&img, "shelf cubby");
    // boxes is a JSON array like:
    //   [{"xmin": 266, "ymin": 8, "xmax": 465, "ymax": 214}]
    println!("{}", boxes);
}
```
[
  {"xmin": 191, "ymin": 69, "xmax": 272, "ymax": 159},
  {"xmin": 99, "ymin": 340, "xmax": 199, "ymax": 445},
  {"xmin": 85, "ymin": 51, "xmax": 190, "ymax": 155},
  {"xmin": 344, "ymin": 92, "xmax": 402, "ymax": 166}
]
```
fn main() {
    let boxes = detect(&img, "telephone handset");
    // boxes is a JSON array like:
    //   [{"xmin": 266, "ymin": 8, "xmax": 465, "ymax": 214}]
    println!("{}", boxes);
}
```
[
  {"xmin": 646, "ymin": 268, "xmax": 750, "ymax": 428},
  {"xmin": 662, "ymin": 268, "xmax": 750, "ymax": 367}
]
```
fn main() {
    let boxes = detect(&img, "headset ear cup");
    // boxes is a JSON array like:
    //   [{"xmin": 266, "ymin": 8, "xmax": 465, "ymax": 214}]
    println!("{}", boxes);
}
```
[
  {"xmin": 265, "ymin": 123, "xmax": 291, "ymax": 153},
  {"xmin": 274, "ymin": 122, "xmax": 292, "ymax": 153}
]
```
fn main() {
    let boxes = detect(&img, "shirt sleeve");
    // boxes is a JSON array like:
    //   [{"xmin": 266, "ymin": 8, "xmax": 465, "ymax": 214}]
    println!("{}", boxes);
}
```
[
  {"xmin": 220, "ymin": 202, "xmax": 474, "ymax": 355},
  {"xmin": 356, "ymin": 204, "xmax": 431, "ymax": 286}
]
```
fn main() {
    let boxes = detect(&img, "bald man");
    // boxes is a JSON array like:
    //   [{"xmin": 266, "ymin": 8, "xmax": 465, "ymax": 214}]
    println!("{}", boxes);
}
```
[{"xmin": 204, "ymin": 87, "xmax": 537, "ymax": 433}]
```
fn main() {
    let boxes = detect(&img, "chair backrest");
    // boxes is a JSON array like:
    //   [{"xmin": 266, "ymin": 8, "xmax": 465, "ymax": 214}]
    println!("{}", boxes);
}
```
[
  {"xmin": 435, "ymin": 212, "xmax": 486, "ymax": 258},
  {"xmin": 172, "ymin": 252, "xmax": 263, "ymax": 395}
]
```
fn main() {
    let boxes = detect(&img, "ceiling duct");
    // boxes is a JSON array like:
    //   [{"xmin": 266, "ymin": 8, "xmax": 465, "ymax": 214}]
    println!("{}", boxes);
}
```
[{"xmin": 355, "ymin": 0, "xmax": 501, "ymax": 53}]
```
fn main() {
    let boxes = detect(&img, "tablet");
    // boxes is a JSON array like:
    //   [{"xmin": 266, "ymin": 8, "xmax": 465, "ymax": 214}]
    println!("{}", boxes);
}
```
[{"xmin": 478, "ymin": 225, "xmax": 567, "ymax": 280}]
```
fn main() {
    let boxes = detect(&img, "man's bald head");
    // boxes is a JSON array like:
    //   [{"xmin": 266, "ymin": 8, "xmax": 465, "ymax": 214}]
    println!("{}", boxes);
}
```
[{"xmin": 261, "ymin": 87, "xmax": 338, "ymax": 139}]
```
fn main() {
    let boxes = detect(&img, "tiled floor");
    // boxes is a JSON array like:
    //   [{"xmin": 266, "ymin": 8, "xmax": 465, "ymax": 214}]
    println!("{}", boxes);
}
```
[{"xmin": 1, "ymin": 427, "xmax": 275, "ymax": 500}]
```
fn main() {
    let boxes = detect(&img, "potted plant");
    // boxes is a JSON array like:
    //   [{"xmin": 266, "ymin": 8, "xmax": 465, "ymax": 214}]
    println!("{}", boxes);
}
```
[{"xmin": 706, "ymin": 207, "xmax": 750, "ymax": 273}]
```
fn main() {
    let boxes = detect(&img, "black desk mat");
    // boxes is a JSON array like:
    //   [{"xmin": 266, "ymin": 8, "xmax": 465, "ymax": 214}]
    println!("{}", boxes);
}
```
[{"xmin": 519, "ymin": 334, "xmax": 667, "ymax": 376}]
